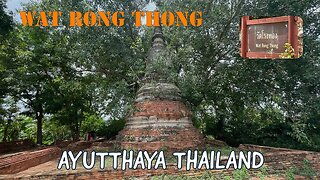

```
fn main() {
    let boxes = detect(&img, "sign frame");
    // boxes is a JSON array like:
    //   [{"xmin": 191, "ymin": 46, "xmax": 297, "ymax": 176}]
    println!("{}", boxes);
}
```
[{"xmin": 240, "ymin": 16, "xmax": 300, "ymax": 59}]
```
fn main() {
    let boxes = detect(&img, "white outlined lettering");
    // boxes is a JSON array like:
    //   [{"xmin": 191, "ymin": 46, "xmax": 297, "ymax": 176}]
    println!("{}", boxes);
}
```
[
  {"xmin": 69, "ymin": 151, "xmax": 82, "ymax": 170},
  {"xmin": 215, "ymin": 151, "xmax": 225, "ymax": 169},
  {"xmin": 252, "ymin": 151, "xmax": 264, "ymax": 169},
  {"xmin": 133, "ymin": 151, "xmax": 145, "ymax": 169},
  {"xmin": 96, "ymin": 152, "xmax": 109, "ymax": 169},
  {"xmin": 122, "ymin": 150, "xmax": 134, "ymax": 170},
  {"xmin": 154, "ymin": 151, "xmax": 166, "ymax": 169},
  {"xmin": 186, "ymin": 150, "xmax": 198, "ymax": 170},
  {"xmin": 144, "ymin": 151, "xmax": 158, "ymax": 170},
  {"xmin": 225, "ymin": 151, "xmax": 237, "ymax": 169},
  {"xmin": 238, "ymin": 151, "xmax": 251, "ymax": 169},
  {"xmin": 56, "ymin": 150, "xmax": 264, "ymax": 171},
  {"xmin": 197, "ymin": 151, "xmax": 209, "ymax": 170},
  {"xmin": 57, "ymin": 151, "xmax": 70, "ymax": 170},
  {"xmin": 83, "ymin": 151, "xmax": 96, "ymax": 170},
  {"xmin": 173, "ymin": 152, "xmax": 186, "ymax": 169},
  {"xmin": 109, "ymin": 152, "xmax": 121, "ymax": 170}
]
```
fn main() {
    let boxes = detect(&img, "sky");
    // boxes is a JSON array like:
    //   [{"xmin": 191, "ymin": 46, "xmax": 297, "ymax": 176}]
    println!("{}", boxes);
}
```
[{"xmin": 6, "ymin": 0, "xmax": 31, "ymax": 21}]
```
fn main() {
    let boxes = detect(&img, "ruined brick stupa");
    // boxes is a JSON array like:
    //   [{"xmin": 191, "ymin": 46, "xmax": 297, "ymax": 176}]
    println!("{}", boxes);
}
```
[{"xmin": 117, "ymin": 26, "xmax": 204, "ymax": 151}]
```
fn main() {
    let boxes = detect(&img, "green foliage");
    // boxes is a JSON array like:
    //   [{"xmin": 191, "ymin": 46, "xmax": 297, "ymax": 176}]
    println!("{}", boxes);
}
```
[
  {"xmin": 200, "ymin": 171, "xmax": 214, "ymax": 179},
  {"xmin": 298, "ymin": 159, "xmax": 316, "ymax": 178},
  {"xmin": 257, "ymin": 166, "xmax": 269, "ymax": 180},
  {"xmin": 285, "ymin": 166, "xmax": 297, "ymax": 180},
  {"xmin": 101, "ymin": 118, "xmax": 126, "ymax": 139},
  {"xmin": 283, "ymin": 163, "xmax": 316, "ymax": 180},
  {"xmin": 0, "ymin": 115, "xmax": 36, "ymax": 142},
  {"xmin": 16, "ymin": 116, "xmax": 36, "ymax": 142},
  {"xmin": 81, "ymin": 113, "xmax": 105, "ymax": 135},
  {"xmin": 279, "ymin": 43, "xmax": 295, "ymax": 59},
  {"xmin": 42, "ymin": 118, "xmax": 71, "ymax": 145},
  {"xmin": 151, "ymin": 173, "xmax": 212, "ymax": 180},
  {"xmin": 232, "ymin": 168, "xmax": 250, "ymax": 180},
  {"xmin": 160, "ymin": 0, "xmax": 320, "ymax": 151},
  {"xmin": 223, "ymin": 176, "xmax": 232, "ymax": 180},
  {"xmin": 0, "ymin": 0, "xmax": 13, "ymax": 39}
]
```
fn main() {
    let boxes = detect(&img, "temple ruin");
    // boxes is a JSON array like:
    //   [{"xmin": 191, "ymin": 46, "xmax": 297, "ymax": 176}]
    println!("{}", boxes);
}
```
[{"xmin": 117, "ymin": 26, "xmax": 205, "ymax": 151}]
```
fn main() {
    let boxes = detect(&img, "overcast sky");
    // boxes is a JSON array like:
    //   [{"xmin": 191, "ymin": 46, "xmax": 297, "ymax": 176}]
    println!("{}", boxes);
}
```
[{"xmin": 6, "ymin": 0, "xmax": 31, "ymax": 21}]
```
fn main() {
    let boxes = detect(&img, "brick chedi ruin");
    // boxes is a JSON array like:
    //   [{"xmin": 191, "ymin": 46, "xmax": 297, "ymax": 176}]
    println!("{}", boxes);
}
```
[{"xmin": 117, "ymin": 26, "xmax": 205, "ymax": 151}]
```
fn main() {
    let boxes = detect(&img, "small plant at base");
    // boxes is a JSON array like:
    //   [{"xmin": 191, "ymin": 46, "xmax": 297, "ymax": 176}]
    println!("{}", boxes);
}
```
[
  {"xmin": 257, "ymin": 166, "xmax": 268, "ymax": 180},
  {"xmin": 223, "ymin": 176, "xmax": 232, "ymax": 180},
  {"xmin": 200, "ymin": 171, "xmax": 213, "ymax": 179},
  {"xmin": 160, "ymin": 146, "xmax": 168, "ymax": 152},
  {"xmin": 160, "ymin": 174, "xmax": 166, "ymax": 180},
  {"xmin": 285, "ymin": 166, "xmax": 297, "ymax": 180},
  {"xmin": 233, "ymin": 168, "xmax": 250, "ymax": 180},
  {"xmin": 279, "ymin": 43, "xmax": 295, "ymax": 59},
  {"xmin": 300, "ymin": 158, "xmax": 316, "ymax": 178}
]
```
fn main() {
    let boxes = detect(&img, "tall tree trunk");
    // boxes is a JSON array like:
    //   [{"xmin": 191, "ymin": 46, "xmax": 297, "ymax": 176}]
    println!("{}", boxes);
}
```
[
  {"xmin": 36, "ymin": 105, "xmax": 44, "ymax": 145},
  {"xmin": 72, "ymin": 127, "xmax": 80, "ymax": 141},
  {"xmin": 2, "ymin": 119, "xmax": 12, "ymax": 142},
  {"xmin": 216, "ymin": 114, "xmax": 225, "ymax": 141},
  {"xmin": 74, "ymin": 130, "xmax": 80, "ymax": 141},
  {"xmin": 72, "ymin": 109, "xmax": 82, "ymax": 141},
  {"xmin": 71, "ymin": 120, "xmax": 80, "ymax": 141}
]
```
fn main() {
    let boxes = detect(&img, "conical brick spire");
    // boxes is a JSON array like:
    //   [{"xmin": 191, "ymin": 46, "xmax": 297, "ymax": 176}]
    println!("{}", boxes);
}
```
[
  {"xmin": 136, "ymin": 26, "xmax": 181, "ymax": 103},
  {"xmin": 117, "ymin": 26, "xmax": 204, "ymax": 152}
]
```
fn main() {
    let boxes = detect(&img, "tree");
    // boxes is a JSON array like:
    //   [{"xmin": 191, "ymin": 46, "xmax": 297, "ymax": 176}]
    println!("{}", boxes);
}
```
[
  {"xmin": 0, "ymin": 97, "xmax": 18, "ymax": 142},
  {"xmin": 7, "ymin": 0, "xmax": 145, "ymax": 142},
  {"xmin": 81, "ymin": 113, "xmax": 105, "ymax": 137},
  {"xmin": 160, "ymin": 0, "xmax": 320, "ymax": 150},
  {"xmin": 0, "ymin": 0, "xmax": 13, "ymax": 39},
  {"xmin": 3, "ymin": 26, "xmax": 55, "ymax": 144}
]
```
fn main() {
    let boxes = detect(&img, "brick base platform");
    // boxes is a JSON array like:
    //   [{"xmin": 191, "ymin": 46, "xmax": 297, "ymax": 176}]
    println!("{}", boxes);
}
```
[
  {"xmin": 0, "ymin": 147, "xmax": 61, "ymax": 174},
  {"xmin": 118, "ymin": 100, "xmax": 205, "ymax": 152}
]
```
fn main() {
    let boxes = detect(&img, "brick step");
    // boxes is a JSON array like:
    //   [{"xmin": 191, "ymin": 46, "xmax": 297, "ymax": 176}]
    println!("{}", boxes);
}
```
[
  {"xmin": 0, "ymin": 147, "xmax": 61, "ymax": 174},
  {"xmin": 0, "ymin": 149, "xmax": 56, "ymax": 162}
]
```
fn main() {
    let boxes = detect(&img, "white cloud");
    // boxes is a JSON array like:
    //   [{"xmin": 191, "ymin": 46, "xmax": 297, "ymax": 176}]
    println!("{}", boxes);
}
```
[{"xmin": 6, "ymin": 0, "xmax": 31, "ymax": 21}]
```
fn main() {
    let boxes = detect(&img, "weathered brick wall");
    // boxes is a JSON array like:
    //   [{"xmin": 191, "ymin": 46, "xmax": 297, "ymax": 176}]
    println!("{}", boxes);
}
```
[
  {"xmin": 238, "ymin": 144, "xmax": 298, "ymax": 153},
  {"xmin": 59, "ymin": 140, "xmax": 111, "ymax": 151},
  {"xmin": 0, "ymin": 139, "xmax": 35, "ymax": 154},
  {"xmin": 54, "ymin": 140, "xmax": 73, "ymax": 148},
  {"xmin": 239, "ymin": 144, "xmax": 320, "ymax": 173},
  {"xmin": 119, "ymin": 127, "xmax": 204, "ymax": 152},
  {"xmin": 118, "ymin": 100, "xmax": 205, "ymax": 152},
  {"xmin": 0, "ymin": 147, "xmax": 61, "ymax": 174},
  {"xmin": 92, "ymin": 141, "xmax": 117, "ymax": 148},
  {"xmin": 264, "ymin": 151, "xmax": 320, "ymax": 173},
  {"xmin": 64, "ymin": 141, "xmax": 93, "ymax": 152},
  {"xmin": 206, "ymin": 139, "xmax": 227, "ymax": 147},
  {"xmin": 134, "ymin": 101, "xmax": 192, "ymax": 119},
  {"xmin": 10, "ymin": 163, "xmax": 237, "ymax": 180}
]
